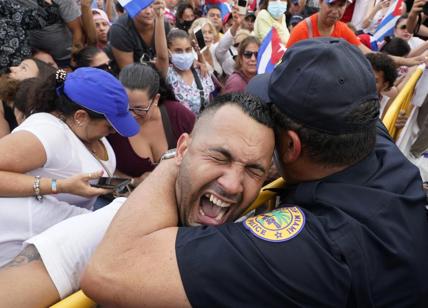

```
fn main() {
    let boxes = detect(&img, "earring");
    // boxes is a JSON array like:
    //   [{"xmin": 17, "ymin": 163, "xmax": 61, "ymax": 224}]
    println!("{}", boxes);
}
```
[{"xmin": 76, "ymin": 121, "xmax": 82, "ymax": 127}]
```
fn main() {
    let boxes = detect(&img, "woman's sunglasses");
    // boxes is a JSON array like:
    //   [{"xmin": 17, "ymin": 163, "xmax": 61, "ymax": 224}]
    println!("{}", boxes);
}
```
[
  {"xmin": 399, "ymin": 24, "xmax": 407, "ymax": 30},
  {"xmin": 94, "ymin": 62, "xmax": 112, "ymax": 73},
  {"xmin": 242, "ymin": 51, "xmax": 258, "ymax": 59}
]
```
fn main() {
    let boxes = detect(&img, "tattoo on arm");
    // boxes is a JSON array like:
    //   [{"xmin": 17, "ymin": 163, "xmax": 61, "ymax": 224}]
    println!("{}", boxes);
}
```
[{"xmin": 1, "ymin": 245, "xmax": 41, "ymax": 269}]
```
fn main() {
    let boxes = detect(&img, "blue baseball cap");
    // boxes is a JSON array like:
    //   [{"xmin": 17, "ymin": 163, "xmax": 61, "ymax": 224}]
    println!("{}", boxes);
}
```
[
  {"xmin": 246, "ymin": 38, "xmax": 379, "ymax": 134},
  {"xmin": 63, "ymin": 67, "xmax": 140, "ymax": 137}
]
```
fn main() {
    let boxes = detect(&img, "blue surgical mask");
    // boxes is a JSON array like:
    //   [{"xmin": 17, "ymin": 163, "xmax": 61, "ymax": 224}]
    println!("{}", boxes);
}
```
[
  {"xmin": 170, "ymin": 52, "xmax": 195, "ymax": 71},
  {"xmin": 268, "ymin": 1, "xmax": 287, "ymax": 19}
]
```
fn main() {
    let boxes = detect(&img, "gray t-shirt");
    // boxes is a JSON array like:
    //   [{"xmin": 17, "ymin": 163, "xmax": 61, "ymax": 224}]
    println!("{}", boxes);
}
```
[{"xmin": 29, "ymin": 0, "xmax": 81, "ymax": 61}]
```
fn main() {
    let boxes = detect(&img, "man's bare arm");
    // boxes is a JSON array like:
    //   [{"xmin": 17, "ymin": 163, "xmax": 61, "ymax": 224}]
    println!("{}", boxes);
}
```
[
  {"xmin": 0, "ymin": 245, "xmax": 60, "ymax": 307},
  {"xmin": 81, "ymin": 157, "xmax": 189, "ymax": 306}
]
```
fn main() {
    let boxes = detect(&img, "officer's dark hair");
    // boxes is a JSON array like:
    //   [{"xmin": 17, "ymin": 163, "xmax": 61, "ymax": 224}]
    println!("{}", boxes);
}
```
[
  {"xmin": 380, "ymin": 37, "xmax": 411, "ymax": 57},
  {"xmin": 270, "ymin": 100, "xmax": 378, "ymax": 167},
  {"xmin": 366, "ymin": 53, "xmax": 398, "ymax": 90},
  {"xmin": 198, "ymin": 92, "xmax": 273, "ymax": 128}
]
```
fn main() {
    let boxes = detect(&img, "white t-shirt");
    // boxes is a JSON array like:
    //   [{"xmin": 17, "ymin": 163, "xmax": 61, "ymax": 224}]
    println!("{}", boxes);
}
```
[
  {"xmin": 26, "ymin": 198, "xmax": 126, "ymax": 299},
  {"xmin": 0, "ymin": 113, "xmax": 116, "ymax": 266},
  {"xmin": 408, "ymin": 36, "xmax": 426, "ymax": 51}
]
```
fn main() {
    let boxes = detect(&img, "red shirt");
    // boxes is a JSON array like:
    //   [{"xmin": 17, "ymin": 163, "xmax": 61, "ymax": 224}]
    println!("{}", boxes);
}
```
[{"xmin": 286, "ymin": 13, "xmax": 360, "ymax": 48}]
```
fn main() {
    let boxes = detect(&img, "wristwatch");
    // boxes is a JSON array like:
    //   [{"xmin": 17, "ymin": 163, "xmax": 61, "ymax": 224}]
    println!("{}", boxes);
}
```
[{"xmin": 160, "ymin": 148, "xmax": 177, "ymax": 161}]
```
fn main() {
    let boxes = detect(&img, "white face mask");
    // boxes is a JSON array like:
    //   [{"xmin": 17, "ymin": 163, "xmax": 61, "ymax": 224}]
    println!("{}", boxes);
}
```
[
  {"xmin": 267, "ymin": 1, "xmax": 288, "ymax": 19},
  {"xmin": 170, "ymin": 52, "xmax": 195, "ymax": 71}
]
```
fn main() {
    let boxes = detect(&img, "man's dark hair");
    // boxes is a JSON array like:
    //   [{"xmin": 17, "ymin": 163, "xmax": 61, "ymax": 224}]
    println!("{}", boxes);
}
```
[
  {"xmin": 207, "ymin": 5, "xmax": 221, "ymax": 14},
  {"xmin": 200, "ymin": 93, "xmax": 273, "ymax": 128},
  {"xmin": 270, "ymin": 101, "xmax": 379, "ymax": 167},
  {"xmin": 380, "ymin": 37, "xmax": 411, "ymax": 57},
  {"xmin": 366, "ymin": 53, "xmax": 398, "ymax": 90}
]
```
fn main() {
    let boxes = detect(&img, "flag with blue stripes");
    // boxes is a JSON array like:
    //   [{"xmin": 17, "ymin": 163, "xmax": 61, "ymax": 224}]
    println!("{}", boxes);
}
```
[
  {"xmin": 257, "ymin": 27, "xmax": 286, "ymax": 74},
  {"xmin": 118, "ymin": 0, "xmax": 155, "ymax": 17},
  {"xmin": 370, "ymin": 0, "xmax": 403, "ymax": 51}
]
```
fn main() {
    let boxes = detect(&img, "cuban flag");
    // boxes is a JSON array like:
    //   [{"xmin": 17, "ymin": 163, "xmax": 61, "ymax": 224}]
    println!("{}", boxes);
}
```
[
  {"xmin": 118, "ymin": 0, "xmax": 154, "ymax": 17},
  {"xmin": 369, "ymin": 0, "xmax": 403, "ymax": 51},
  {"xmin": 205, "ymin": 0, "xmax": 232, "ymax": 22},
  {"xmin": 257, "ymin": 27, "xmax": 286, "ymax": 74}
]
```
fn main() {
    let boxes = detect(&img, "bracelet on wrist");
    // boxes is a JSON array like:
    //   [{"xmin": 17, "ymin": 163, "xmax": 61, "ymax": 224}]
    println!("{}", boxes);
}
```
[
  {"xmin": 51, "ymin": 179, "xmax": 58, "ymax": 194},
  {"xmin": 33, "ymin": 176, "xmax": 43, "ymax": 202}
]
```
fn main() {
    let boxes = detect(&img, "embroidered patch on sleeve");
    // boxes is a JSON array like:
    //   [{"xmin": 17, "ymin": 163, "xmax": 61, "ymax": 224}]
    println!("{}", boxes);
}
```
[{"xmin": 243, "ymin": 207, "xmax": 306, "ymax": 242}]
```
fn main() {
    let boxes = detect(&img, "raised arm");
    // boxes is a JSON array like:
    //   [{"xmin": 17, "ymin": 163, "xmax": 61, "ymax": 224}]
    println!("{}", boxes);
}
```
[
  {"xmin": 407, "ymin": 0, "xmax": 428, "ymax": 35},
  {"xmin": 80, "ymin": 0, "xmax": 97, "ymax": 46},
  {"xmin": 153, "ymin": 0, "xmax": 169, "ymax": 78},
  {"xmin": 67, "ymin": 17, "xmax": 85, "ymax": 55}
]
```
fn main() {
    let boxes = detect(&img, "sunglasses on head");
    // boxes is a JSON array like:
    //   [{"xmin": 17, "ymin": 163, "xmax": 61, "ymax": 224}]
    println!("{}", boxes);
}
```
[
  {"xmin": 242, "ymin": 51, "xmax": 258, "ymax": 59},
  {"xmin": 94, "ymin": 62, "xmax": 112, "ymax": 73}
]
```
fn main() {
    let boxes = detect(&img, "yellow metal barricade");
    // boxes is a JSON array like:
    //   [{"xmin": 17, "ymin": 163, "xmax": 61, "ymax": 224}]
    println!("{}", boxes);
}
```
[
  {"xmin": 382, "ymin": 65, "xmax": 425, "ymax": 140},
  {"xmin": 50, "ymin": 290, "xmax": 95, "ymax": 308}
]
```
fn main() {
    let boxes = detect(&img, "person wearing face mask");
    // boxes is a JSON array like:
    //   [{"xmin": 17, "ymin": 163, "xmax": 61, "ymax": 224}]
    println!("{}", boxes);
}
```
[
  {"xmin": 175, "ymin": 3, "xmax": 197, "ymax": 33},
  {"xmin": 157, "ymin": 28, "xmax": 215, "ymax": 114},
  {"xmin": 254, "ymin": 0, "xmax": 290, "ymax": 45}
]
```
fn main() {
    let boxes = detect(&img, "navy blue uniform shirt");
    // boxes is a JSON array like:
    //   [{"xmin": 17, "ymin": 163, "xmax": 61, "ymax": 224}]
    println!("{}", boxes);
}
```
[{"xmin": 176, "ymin": 123, "xmax": 428, "ymax": 307}]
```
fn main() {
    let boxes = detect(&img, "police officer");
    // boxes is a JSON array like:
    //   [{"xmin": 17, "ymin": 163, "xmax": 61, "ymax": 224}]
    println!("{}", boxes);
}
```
[{"xmin": 82, "ymin": 38, "xmax": 428, "ymax": 307}]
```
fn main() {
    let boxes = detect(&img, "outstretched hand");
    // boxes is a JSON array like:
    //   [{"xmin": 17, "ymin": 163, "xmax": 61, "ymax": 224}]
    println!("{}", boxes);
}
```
[{"xmin": 58, "ymin": 170, "xmax": 112, "ymax": 198}]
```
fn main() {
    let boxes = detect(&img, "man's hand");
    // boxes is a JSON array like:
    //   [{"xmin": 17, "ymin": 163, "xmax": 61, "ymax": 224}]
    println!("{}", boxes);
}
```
[
  {"xmin": 152, "ymin": 0, "xmax": 165, "ymax": 17},
  {"xmin": 409, "ymin": 0, "xmax": 427, "ymax": 17},
  {"xmin": 395, "ymin": 110, "xmax": 408, "ymax": 129}
]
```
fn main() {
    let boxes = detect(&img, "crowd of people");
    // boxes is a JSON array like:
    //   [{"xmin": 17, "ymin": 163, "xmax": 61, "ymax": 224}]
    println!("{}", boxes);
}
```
[{"xmin": 0, "ymin": 0, "xmax": 428, "ymax": 306}]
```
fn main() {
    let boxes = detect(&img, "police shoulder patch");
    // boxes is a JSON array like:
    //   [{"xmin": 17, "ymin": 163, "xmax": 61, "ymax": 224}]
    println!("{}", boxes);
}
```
[{"xmin": 243, "ymin": 207, "xmax": 306, "ymax": 242}]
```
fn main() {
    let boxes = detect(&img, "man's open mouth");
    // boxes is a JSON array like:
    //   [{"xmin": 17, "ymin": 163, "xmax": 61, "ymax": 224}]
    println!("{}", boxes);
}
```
[{"xmin": 198, "ymin": 193, "xmax": 232, "ymax": 225}]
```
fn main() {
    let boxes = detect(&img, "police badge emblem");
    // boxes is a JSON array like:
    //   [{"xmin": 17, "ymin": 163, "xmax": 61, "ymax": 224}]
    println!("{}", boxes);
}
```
[{"xmin": 243, "ymin": 207, "xmax": 305, "ymax": 242}]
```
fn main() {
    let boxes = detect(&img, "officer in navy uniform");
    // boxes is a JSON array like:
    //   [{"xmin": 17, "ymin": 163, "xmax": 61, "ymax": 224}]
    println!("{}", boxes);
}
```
[
  {"xmin": 81, "ymin": 38, "xmax": 428, "ymax": 307},
  {"xmin": 175, "ymin": 38, "xmax": 428, "ymax": 306}
]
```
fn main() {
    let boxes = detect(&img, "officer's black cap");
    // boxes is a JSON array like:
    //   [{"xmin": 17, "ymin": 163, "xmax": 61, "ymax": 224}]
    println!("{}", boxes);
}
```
[{"xmin": 246, "ymin": 38, "xmax": 379, "ymax": 134}]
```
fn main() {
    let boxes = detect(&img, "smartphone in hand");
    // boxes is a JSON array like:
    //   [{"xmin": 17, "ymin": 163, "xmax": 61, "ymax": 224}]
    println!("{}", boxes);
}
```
[
  {"xmin": 238, "ymin": 0, "xmax": 248, "ymax": 15},
  {"xmin": 91, "ymin": 177, "xmax": 131, "ymax": 192},
  {"xmin": 193, "ymin": 26, "xmax": 207, "ymax": 51}
]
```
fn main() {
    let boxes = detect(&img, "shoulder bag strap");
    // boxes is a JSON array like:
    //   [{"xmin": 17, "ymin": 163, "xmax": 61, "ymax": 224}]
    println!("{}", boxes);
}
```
[
  {"xmin": 191, "ymin": 67, "xmax": 206, "ymax": 111},
  {"xmin": 159, "ymin": 104, "xmax": 176, "ymax": 149}
]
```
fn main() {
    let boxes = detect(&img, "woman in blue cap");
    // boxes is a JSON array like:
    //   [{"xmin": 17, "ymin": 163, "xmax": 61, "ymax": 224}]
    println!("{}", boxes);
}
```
[{"xmin": 0, "ymin": 67, "xmax": 139, "ymax": 266}]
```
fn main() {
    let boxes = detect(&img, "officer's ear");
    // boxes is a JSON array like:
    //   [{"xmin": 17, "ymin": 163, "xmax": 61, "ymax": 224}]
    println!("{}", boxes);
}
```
[
  {"xmin": 279, "ymin": 130, "xmax": 302, "ymax": 163},
  {"xmin": 175, "ymin": 133, "xmax": 191, "ymax": 166}
]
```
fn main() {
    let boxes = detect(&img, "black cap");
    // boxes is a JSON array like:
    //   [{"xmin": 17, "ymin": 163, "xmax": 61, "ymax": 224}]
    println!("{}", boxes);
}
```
[
  {"xmin": 246, "ymin": 38, "xmax": 379, "ymax": 134},
  {"xmin": 290, "ymin": 14, "xmax": 304, "ymax": 26},
  {"xmin": 245, "ymin": 12, "xmax": 256, "ymax": 21}
]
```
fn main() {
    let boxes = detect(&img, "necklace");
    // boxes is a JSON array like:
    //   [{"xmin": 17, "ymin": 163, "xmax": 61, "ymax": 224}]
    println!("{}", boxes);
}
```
[{"xmin": 58, "ymin": 114, "xmax": 112, "ymax": 177}]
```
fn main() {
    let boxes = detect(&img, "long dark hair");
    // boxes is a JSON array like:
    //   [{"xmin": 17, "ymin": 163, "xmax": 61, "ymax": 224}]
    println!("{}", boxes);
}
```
[
  {"xmin": 24, "ymin": 72, "xmax": 104, "ymax": 119},
  {"xmin": 119, "ymin": 63, "xmax": 176, "ymax": 102}
]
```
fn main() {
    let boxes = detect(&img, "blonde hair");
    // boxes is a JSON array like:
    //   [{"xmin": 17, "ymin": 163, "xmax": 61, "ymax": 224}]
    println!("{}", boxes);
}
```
[{"xmin": 188, "ymin": 17, "xmax": 219, "ymax": 43}]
